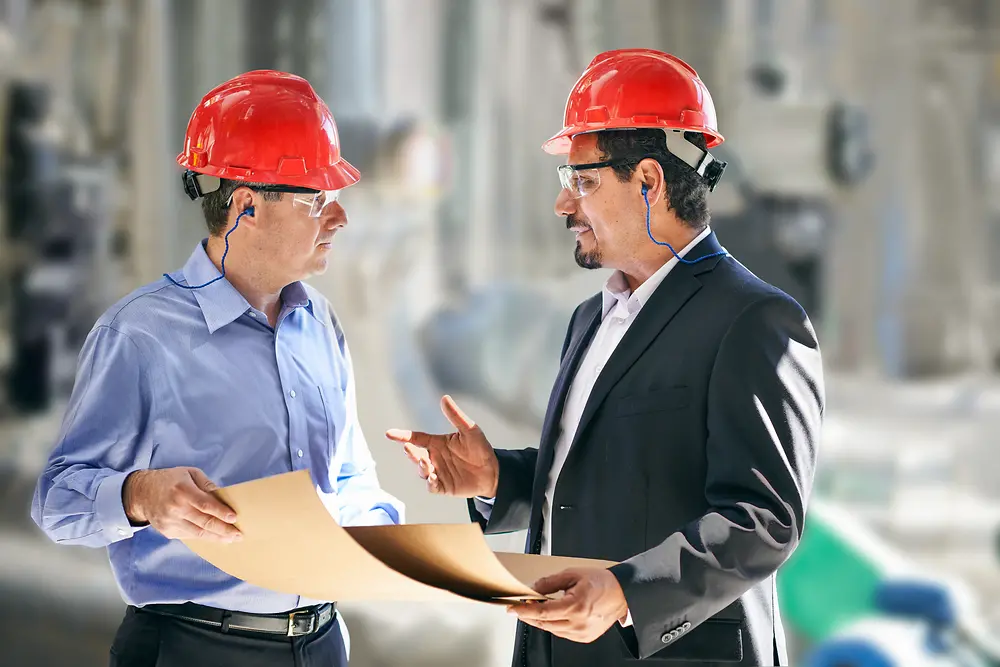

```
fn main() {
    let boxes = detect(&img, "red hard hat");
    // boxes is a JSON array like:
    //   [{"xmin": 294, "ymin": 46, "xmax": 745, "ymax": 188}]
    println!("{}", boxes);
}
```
[
  {"xmin": 177, "ymin": 70, "xmax": 360, "ymax": 190},
  {"xmin": 543, "ymin": 49, "xmax": 724, "ymax": 155}
]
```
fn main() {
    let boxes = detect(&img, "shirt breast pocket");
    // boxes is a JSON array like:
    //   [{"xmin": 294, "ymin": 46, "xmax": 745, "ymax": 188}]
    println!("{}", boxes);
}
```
[
  {"xmin": 316, "ymin": 385, "xmax": 346, "ymax": 452},
  {"xmin": 302, "ymin": 385, "xmax": 346, "ymax": 498},
  {"xmin": 615, "ymin": 386, "xmax": 690, "ymax": 416}
]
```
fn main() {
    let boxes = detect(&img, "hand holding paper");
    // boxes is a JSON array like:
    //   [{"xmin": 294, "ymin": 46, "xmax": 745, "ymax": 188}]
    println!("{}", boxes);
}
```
[
  {"xmin": 124, "ymin": 466, "xmax": 242, "ymax": 543},
  {"xmin": 385, "ymin": 395, "xmax": 499, "ymax": 498},
  {"xmin": 507, "ymin": 568, "xmax": 630, "ymax": 643}
]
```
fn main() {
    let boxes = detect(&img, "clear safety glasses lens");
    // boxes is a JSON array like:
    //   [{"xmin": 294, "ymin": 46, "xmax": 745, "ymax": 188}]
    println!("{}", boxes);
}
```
[
  {"xmin": 557, "ymin": 165, "xmax": 602, "ymax": 199},
  {"xmin": 292, "ymin": 190, "xmax": 341, "ymax": 217}
]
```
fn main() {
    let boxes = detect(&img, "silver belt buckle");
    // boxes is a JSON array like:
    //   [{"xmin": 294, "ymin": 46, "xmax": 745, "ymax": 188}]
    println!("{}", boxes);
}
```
[{"xmin": 287, "ymin": 610, "xmax": 317, "ymax": 637}]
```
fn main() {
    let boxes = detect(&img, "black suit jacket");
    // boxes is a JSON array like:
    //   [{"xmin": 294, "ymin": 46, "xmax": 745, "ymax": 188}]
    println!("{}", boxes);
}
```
[{"xmin": 470, "ymin": 233, "xmax": 823, "ymax": 666}]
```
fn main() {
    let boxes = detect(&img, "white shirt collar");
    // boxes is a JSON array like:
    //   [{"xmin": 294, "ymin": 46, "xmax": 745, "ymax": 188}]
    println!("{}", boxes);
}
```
[{"xmin": 601, "ymin": 226, "xmax": 713, "ymax": 318}]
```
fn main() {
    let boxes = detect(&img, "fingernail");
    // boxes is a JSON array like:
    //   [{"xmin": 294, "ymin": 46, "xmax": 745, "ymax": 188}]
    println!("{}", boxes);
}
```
[{"xmin": 226, "ymin": 513, "xmax": 237, "ymax": 522}]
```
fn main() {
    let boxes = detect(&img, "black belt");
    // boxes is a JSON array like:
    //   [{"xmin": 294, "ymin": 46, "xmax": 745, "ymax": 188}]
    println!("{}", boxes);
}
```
[{"xmin": 136, "ymin": 602, "xmax": 336, "ymax": 639}]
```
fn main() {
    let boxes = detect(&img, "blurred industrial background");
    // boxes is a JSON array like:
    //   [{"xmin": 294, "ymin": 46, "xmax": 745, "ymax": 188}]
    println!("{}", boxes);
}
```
[{"xmin": 1, "ymin": 0, "xmax": 1000, "ymax": 665}]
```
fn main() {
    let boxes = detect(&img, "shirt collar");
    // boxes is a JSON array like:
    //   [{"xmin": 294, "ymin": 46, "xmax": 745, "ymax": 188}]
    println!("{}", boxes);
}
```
[
  {"xmin": 601, "ymin": 225, "xmax": 713, "ymax": 318},
  {"xmin": 181, "ymin": 241, "xmax": 321, "ymax": 333}
]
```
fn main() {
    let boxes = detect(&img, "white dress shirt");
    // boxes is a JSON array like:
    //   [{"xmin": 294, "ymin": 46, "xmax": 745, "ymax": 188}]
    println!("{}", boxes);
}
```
[{"xmin": 477, "ymin": 227, "xmax": 712, "ymax": 624}]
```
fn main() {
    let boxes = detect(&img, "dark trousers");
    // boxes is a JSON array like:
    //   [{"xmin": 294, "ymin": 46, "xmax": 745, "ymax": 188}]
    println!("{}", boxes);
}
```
[
  {"xmin": 109, "ymin": 606, "xmax": 348, "ymax": 667},
  {"xmin": 523, "ymin": 624, "xmax": 552, "ymax": 667}
]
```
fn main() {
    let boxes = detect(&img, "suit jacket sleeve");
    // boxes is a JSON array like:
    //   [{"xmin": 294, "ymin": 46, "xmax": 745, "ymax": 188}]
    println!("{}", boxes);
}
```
[
  {"xmin": 609, "ymin": 294, "xmax": 823, "ymax": 659},
  {"xmin": 468, "ymin": 303, "xmax": 582, "ymax": 534}
]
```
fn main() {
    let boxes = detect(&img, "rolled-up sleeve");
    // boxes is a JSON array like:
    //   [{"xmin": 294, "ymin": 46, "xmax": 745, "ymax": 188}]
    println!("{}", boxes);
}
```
[{"xmin": 31, "ymin": 325, "xmax": 153, "ymax": 547}]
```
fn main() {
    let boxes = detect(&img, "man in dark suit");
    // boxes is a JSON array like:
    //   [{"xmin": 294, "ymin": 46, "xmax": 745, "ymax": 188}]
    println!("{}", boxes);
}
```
[{"xmin": 386, "ymin": 49, "xmax": 822, "ymax": 666}]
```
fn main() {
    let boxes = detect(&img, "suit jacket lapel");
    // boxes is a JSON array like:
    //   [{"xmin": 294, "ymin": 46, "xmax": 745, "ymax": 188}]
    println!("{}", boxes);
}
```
[
  {"xmin": 539, "ymin": 304, "xmax": 601, "ymax": 450},
  {"xmin": 568, "ymin": 233, "xmax": 728, "ymax": 457},
  {"xmin": 527, "ymin": 300, "xmax": 601, "ymax": 538}
]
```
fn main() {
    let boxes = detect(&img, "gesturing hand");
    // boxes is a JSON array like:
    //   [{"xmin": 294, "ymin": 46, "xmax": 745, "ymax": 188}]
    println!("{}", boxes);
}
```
[{"xmin": 386, "ymin": 395, "xmax": 499, "ymax": 498}]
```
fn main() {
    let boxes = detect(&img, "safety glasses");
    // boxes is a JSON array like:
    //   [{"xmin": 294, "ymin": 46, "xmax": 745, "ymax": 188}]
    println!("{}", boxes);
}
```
[
  {"xmin": 226, "ymin": 184, "xmax": 342, "ymax": 218},
  {"xmin": 557, "ymin": 158, "xmax": 647, "ymax": 199}
]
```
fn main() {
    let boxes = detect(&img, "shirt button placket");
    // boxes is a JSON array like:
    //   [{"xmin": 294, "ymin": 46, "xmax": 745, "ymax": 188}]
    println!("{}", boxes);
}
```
[{"xmin": 277, "ymin": 333, "xmax": 303, "ymax": 470}]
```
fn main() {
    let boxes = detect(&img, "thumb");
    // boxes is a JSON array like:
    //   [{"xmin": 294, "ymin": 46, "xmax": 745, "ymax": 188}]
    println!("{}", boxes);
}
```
[
  {"xmin": 532, "ymin": 569, "xmax": 582, "ymax": 595},
  {"xmin": 188, "ymin": 468, "xmax": 219, "ymax": 493}
]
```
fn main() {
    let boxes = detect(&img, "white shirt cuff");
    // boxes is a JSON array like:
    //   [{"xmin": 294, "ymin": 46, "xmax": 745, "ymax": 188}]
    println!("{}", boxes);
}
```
[
  {"xmin": 362, "ymin": 507, "xmax": 398, "ymax": 526},
  {"xmin": 473, "ymin": 496, "xmax": 496, "ymax": 521},
  {"xmin": 96, "ymin": 471, "xmax": 144, "ymax": 543}
]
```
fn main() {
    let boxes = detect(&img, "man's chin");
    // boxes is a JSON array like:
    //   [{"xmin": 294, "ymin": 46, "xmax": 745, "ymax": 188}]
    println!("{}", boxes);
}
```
[
  {"xmin": 574, "ymin": 242, "xmax": 602, "ymax": 270},
  {"xmin": 301, "ymin": 255, "xmax": 331, "ymax": 279}
]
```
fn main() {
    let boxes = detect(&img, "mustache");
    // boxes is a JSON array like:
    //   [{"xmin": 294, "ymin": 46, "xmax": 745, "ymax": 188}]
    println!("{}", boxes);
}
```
[{"xmin": 566, "ymin": 214, "xmax": 591, "ymax": 230}]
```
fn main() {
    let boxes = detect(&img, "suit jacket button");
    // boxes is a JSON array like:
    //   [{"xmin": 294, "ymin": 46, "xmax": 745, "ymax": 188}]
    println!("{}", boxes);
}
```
[
  {"xmin": 661, "ymin": 632, "xmax": 673, "ymax": 644},
  {"xmin": 681, "ymin": 621, "xmax": 691, "ymax": 631}
]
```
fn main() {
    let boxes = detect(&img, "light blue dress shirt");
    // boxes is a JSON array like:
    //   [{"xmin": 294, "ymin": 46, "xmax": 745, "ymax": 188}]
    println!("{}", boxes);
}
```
[{"xmin": 31, "ymin": 241, "xmax": 403, "ymax": 613}]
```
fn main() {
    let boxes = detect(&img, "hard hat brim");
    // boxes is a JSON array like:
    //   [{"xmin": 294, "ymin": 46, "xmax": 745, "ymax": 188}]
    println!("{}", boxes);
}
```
[
  {"xmin": 542, "ymin": 123, "xmax": 724, "ymax": 155},
  {"xmin": 177, "ymin": 155, "xmax": 361, "ymax": 191}
]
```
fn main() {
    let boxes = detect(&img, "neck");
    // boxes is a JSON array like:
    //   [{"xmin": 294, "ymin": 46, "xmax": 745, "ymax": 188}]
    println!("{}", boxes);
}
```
[
  {"xmin": 205, "ymin": 236, "xmax": 284, "ymax": 326},
  {"xmin": 620, "ymin": 224, "xmax": 704, "ymax": 293}
]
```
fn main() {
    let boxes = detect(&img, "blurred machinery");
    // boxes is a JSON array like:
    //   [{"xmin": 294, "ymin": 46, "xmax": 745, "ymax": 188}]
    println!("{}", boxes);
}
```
[
  {"xmin": 708, "ymin": 0, "xmax": 874, "ymax": 322},
  {"xmin": 779, "ymin": 471, "xmax": 1000, "ymax": 662},
  {"xmin": 1, "ymin": 80, "xmax": 119, "ymax": 413},
  {"xmin": 804, "ymin": 578, "xmax": 1000, "ymax": 667},
  {"xmin": 0, "ymin": 0, "xmax": 129, "ymax": 415}
]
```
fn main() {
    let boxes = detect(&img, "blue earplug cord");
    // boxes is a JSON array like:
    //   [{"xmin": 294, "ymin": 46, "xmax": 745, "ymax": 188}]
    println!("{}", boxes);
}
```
[
  {"xmin": 164, "ymin": 206, "xmax": 254, "ymax": 289},
  {"xmin": 642, "ymin": 184, "xmax": 727, "ymax": 264}
]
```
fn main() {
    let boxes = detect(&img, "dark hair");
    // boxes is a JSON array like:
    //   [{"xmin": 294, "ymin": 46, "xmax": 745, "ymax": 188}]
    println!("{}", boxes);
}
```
[
  {"xmin": 595, "ymin": 129, "xmax": 710, "ymax": 230},
  {"xmin": 201, "ymin": 179, "xmax": 282, "ymax": 236}
]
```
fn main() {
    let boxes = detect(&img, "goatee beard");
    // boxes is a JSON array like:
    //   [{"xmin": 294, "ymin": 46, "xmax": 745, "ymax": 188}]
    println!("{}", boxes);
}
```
[{"xmin": 574, "ymin": 241, "xmax": 602, "ymax": 269}]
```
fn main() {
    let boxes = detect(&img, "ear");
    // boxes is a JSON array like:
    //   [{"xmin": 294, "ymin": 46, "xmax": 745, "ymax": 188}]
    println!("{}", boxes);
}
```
[
  {"xmin": 229, "ymin": 186, "xmax": 259, "ymax": 226},
  {"xmin": 636, "ymin": 158, "xmax": 666, "ymax": 207}
]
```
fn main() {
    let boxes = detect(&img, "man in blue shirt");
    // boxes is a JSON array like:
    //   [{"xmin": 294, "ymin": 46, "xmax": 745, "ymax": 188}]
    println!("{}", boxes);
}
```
[{"xmin": 31, "ymin": 70, "xmax": 401, "ymax": 667}]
